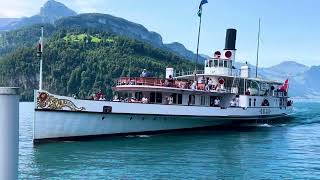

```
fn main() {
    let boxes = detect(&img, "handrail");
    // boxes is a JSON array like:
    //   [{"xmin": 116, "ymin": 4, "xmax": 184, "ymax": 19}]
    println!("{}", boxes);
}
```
[
  {"xmin": 116, "ymin": 77, "xmax": 287, "ymax": 98},
  {"xmin": 175, "ymin": 70, "xmax": 205, "ymax": 77}
]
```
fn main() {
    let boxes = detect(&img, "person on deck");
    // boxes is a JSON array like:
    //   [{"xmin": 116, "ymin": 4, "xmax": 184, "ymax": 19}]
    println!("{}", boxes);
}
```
[
  {"xmin": 208, "ymin": 79, "xmax": 214, "ymax": 90},
  {"xmin": 191, "ymin": 81, "xmax": 197, "ymax": 90},
  {"xmin": 142, "ymin": 97, "xmax": 149, "ymax": 104},
  {"xmin": 140, "ymin": 69, "xmax": 147, "ymax": 77},
  {"xmin": 214, "ymin": 98, "xmax": 220, "ymax": 107},
  {"xmin": 95, "ymin": 90, "xmax": 104, "ymax": 100},
  {"xmin": 167, "ymin": 75, "xmax": 174, "ymax": 87}
]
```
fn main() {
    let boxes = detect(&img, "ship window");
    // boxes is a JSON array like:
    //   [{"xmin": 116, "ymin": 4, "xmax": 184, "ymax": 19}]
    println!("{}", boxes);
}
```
[
  {"xmin": 156, "ymin": 92, "xmax": 162, "ymax": 103},
  {"xmin": 254, "ymin": 99, "xmax": 256, "ymax": 107},
  {"xmin": 189, "ymin": 95, "xmax": 195, "ymax": 105},
  {"xmin": 201, "ymin": 96, "xmax": 206, "ymax": 105},
  {"xmin": 135, "ymin": 92, "xmax": 143, "ymax": 101},
  {"xmin": 172, "ymin": 93, "xmax": 177, "ymax": 104},
  {"xmin": 178, "ymin": 94, "xmax": 182, "ymax": 104},
  {"xmin": 219, "ymin": 60, "xmax": 223, "ymax": 67},
  {"xmin": 209, "ymin": 60, "xmax": 213, "ymax": 67},
  {"xmin": 214, "ymin": 60, "xmax": 218, "ymax": 67},
  {"xmin": 210, "ymin": 96, "xmax": 215, "ymax": 107},
  {"xmin": 205, "ymin": 60, "xmax": 208, "ymax": 67},
  {"xmin": 150, "ymin": 92, "xmax": 155, "ymax": 103},
  {"xmin": 249, "ymin": 98, "xmax": 252, "ymax": 107},
  {"xmin": 224, "ymin": 60, "xmax": 228, "ymax": 68}
]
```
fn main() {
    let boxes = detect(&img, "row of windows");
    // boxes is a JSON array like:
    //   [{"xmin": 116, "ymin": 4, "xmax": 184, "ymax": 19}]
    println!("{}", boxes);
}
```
[
  {"xmin": 249, "ymin": 98, "xmax": 257, "ymax": 107},
  {"xmin": 205, "ymin": 59, "xmax": 232, "ymax": 68}
]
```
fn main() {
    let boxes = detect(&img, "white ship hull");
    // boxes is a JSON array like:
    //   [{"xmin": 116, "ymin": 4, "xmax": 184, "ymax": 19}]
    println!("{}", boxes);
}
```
[{"xmin": 33, "ymin": 91, "xmax": 292, "ymax": 142}]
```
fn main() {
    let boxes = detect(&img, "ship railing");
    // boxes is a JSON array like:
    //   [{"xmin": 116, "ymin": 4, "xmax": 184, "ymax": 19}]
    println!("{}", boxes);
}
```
[
  {"xmin": 175, "ymin": 70, "xmax": 205, "ymax": 77},
  {"xmin": 116, "ymin": 77, "xmax": 233, "ymax": 93}
]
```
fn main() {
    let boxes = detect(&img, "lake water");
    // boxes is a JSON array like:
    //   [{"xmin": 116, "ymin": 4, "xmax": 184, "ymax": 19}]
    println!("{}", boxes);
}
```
[{"xmin": 19, "ymin": 102, "xmax": 320, "ymax": 179}]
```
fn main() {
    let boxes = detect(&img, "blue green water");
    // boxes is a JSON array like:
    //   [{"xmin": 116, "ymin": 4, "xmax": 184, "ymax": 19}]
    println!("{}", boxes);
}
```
[{"xmin": 19, "ymin": 102, "xmax": 320, "ymax": 179}]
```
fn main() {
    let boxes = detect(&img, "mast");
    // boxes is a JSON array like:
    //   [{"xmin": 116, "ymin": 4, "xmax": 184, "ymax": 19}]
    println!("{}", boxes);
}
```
[
  {"xmin": 39, "ymin": 26, "xmax": 44, "ymax": 90},
  {"xmin": 194, "ymin": 0, "xmax": 208, "ymax": 81},
  {"xmin": 195, "ymin": 14, "xmax": 202, "ymax": 74},
  {"xmin": 255, "ymin": 18, "xmax": 261, "ymax": 78}
]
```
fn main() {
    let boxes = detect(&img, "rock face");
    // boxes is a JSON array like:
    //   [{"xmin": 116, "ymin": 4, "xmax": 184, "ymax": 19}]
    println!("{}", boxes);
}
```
[
  {"xmin": 40, "ymin": 0, "xmax": 77, "ymax": 23},
  {"xmin": 0, "ymin": 0, "xmax": 76, "ymax": 31}
]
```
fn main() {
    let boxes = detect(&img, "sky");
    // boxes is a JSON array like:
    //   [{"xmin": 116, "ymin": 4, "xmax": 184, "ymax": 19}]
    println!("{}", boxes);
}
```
[{"xmin": 0, "ymin": 0, "xmax": 319, "ymax": 67}]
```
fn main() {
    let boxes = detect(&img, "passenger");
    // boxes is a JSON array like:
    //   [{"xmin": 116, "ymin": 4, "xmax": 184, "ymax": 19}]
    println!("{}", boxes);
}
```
[
  {"xmin": 99, "ymin": 95, "xmax": 106, "ymax": 101},
  {"xmin": 230, "ymin": 99, "xmax": 236, "ymax": 107},
  {"xmin": 160, "ymin": 79, "xmax": 165, "ymax": 86},
  {"xmin": 185, "ymin": 81, "xmax": 191, "ymax": 89},
  {"xmin": 167, "ymin": 75, "xmax": 174, "ymax": 87},
  {"xmin": 205, "ymin": 84, "xmax": 209, "ymax": 91},
  {"xmin": 129, "ymin": 78, "xmax": 135, "ymax": 85},
  {"xmin": 191, "ymin": 81, "xmax": 197, "ymax": 90},
  {"xmin": 235, "ymin": 97, "xmax": 240, "ymax": 106},
  {"xmin": 214, "ymin": 98, "xmax": 220, "ymax": 107},
  {"xmin": 142, "ymin": 97, "xmax": 148, "ymax": 104},
  {"xmin": 140, "ymin": 69, "xmax": 147, "ymax": 77},
  {"xmin": 130, "ymin": 97, "xmax": 135, "ymax": 103},
  {"xmin": 168, "ymin": 96, "xmax": 173, "ymax": 105},
  {"xmin": 113, "ymin": 96, "xmax": 119, "ymax": 102},
  {"xmin": 201, "ymin": 76, "xmax": 206, "ymax": 84},
  {"xmin": 95, "ymin": 90, "xmax": 104, "ymax": 100},
  {"xmin": 208, "ymin": 79, "xmax": 213, "ymax": 90}
]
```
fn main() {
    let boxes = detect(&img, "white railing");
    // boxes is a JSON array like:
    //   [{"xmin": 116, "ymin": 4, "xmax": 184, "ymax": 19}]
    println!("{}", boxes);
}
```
[{"xmin": 175, "ymin": 70, "xmax": 205, "ymax": 77}]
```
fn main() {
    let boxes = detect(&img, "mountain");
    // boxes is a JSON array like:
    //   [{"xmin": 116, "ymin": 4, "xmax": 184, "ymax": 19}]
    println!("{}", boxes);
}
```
[
  {"xmin": 263, "ymin": 61, "xmax": 309, "ymax": 77},
  {"xmin": 164, "ymin": 42, "xmax": 205, "ymax": 62},
  {"xmin": 40, "ymin": 0, "xmax": 77, "ymax": 23},
  {"xmin": 55, "ymin": 13, "xmax": 205, "ymax": 62},
  {"xmin": 0, "ymin": 0, "xmax": 76, "ymax": 31},
  {"xmin": 235, "ymin": 61, "xmax": 320, "ymax": 99},
  {"xmin": 0, "ymin": 27, "xmax": 198, "ymax": 101},
  {"xmin": 0, "ymin": 18, "xmax": 20, "ymax": 30},
  {"xmin": 55, "ymin": 13, "xmax": 163, "ymax": 48},
  {"xmin": 0, "ymin": 0, "xmax": 319, "ymax": 99},
  {"xmin": 0, "ymin": 0, "xmax": 204, "ymax": 62}
]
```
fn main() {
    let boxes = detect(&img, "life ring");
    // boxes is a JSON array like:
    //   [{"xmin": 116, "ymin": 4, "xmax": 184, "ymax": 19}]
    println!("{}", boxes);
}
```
[{"xmin": 218, "ymin": 78, "xmax": 225, "ymax": 85}]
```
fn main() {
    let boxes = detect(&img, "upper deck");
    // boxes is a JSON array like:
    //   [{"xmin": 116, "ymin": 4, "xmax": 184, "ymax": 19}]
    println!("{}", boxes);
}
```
[{"xmin": 115, "ymin": 76, "xmax": 287, "ymax": 98}]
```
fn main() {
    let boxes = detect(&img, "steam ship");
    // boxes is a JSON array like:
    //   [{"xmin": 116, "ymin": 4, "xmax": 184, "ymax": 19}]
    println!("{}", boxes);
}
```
[{"xmin": 33, "ymin": 28, "xmax": 293, "ymax": 143}]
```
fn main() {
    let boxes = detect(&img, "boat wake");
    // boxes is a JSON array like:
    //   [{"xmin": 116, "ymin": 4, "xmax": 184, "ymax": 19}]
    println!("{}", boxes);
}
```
[
  {"xmin": 126, "ymin": 135, "xmax": 151, "ymax": 138},
  {"xmin": 257, "ymin": 123, "xmax": 273, "ymax": 128}
]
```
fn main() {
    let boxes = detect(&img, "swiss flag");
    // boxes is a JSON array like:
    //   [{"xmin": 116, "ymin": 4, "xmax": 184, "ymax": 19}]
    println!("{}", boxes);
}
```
[{"xmin": 279, "ymin": 79, "xmax": 289, "ymax": 92}]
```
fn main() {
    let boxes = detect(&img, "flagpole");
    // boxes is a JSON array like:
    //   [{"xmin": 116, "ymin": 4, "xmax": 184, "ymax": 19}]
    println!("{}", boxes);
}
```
[
  {"xmin": 195, "ymin": 14, "xmax": 202, "ymax": 73},
  {"xmin": 194, "ymin": 9, "xmax": 203, "ymax": 84},
  {"xmin": 39, "ymin": 26, "xmax": 43, "ymax": 91}
]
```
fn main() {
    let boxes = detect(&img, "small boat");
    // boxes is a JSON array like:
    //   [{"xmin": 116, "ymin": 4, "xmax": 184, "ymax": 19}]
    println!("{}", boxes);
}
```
[{"xmin": 33, "ymin": 28, "xmax": 293, "ymax": 143}]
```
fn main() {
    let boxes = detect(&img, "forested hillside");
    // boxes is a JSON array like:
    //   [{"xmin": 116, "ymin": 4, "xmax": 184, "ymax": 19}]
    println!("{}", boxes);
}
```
[{"xmin": 0, "ymin": 27, "xmax": 198, "ymax": 101}]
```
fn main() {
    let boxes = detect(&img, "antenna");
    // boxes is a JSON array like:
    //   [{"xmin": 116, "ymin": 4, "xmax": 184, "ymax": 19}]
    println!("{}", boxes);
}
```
[{"xmin": 255, "ymin": 18, "xmax": 261, "ymax": 78}]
